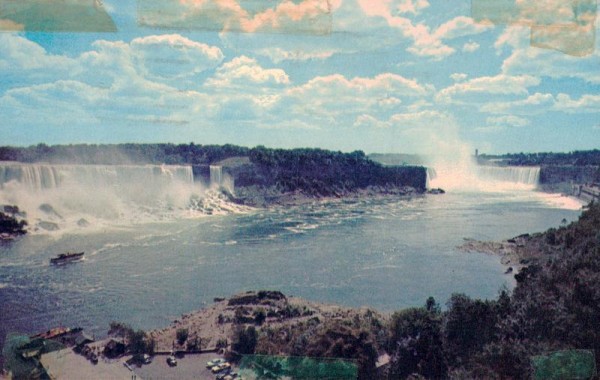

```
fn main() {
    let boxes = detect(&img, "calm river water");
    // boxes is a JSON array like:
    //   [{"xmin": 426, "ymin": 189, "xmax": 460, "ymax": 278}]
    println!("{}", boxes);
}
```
[{"xmin": 0, "ymin": 190, "xmax": 581, "ymax": 349}]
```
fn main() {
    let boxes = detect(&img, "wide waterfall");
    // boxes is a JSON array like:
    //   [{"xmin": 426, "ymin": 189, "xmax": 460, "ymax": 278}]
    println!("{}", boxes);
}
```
[
  {"xmin": 0, "ymin": 162, "xmax": 203, "ymax": 231},
  {"xmin": 0, "ymin": 162, "xmax": 194, "ymax": 191},
  {"xmin": 476, "ymin": 165, "xmax": 540, "ymax": 186},
  {"xmin": 427, "ymin": 157, "xmax": 541, "ymax": 192}
]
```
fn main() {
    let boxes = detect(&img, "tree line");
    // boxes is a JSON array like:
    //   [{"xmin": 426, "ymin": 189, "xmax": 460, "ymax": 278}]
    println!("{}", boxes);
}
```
[{"xmin": 480, "ymin": 149, "xmax": 600, "ymax": 167}]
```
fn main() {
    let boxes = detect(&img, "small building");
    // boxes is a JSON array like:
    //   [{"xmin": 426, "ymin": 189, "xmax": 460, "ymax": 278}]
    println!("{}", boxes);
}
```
[
  {"xmin": 74, "ymin": 332, "xmax": 95, "ymax": 348},
  {"xmin": 17, "ymin": 339, "xmax": 46, "ymax": 359},
  {"xmin": 103, "ymin": 339, "xmax": 126, "ymax": 358}
]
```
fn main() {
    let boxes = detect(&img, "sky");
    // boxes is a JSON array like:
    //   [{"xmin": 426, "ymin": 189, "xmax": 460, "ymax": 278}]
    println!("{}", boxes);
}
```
[{"xmin": 0, "ymin": 0, "xmax": 598, "ymax": 155}]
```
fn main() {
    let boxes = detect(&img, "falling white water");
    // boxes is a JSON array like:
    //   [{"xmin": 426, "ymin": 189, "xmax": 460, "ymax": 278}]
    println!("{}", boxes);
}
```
[
  {"xmin": 209, "ymin": 165, "xmax": 223, "ymax": 189},
  {"xmin": 476, "ymin": 166, "xmax": 540, "ymax": 186},
  {"xmin": 0, "ymin": 162, "xmax": 245, "ymax": 232},
  {"xmin": 426, "ymin": 155, "xmax": 540, "ymax": 192}
]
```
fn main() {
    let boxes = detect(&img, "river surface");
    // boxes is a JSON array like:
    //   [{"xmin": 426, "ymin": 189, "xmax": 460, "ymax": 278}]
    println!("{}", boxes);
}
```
[{"xmin": 0, "ymin": 190, "xmax": 582, "ymax": 349}]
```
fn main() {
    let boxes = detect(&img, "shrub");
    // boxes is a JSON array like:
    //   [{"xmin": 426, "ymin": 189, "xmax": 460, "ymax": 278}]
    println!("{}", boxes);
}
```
[
  {"xmin": 176, "ymin": 328, "xmax": 189, "ymax": 345},
  {"xmin": 233, "ymin": 326, "xmax": 258, "ymax": 355}
]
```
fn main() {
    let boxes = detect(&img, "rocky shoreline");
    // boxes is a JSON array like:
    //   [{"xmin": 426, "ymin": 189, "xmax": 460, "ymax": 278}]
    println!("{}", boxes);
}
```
[
  {"xmin": 147, "ymin": 290, "xmax": 388, "ymax": 353},
  {"xmin": 457, "ymin": 225, "xmax": 573, "ymax": 276},
  {"xmin": 458, "ymin": 236, "xmax": 529, "ymax": 274},
  {"xmin": 230, "ymin": 185, "xmax": 424, "ymax": 208}
]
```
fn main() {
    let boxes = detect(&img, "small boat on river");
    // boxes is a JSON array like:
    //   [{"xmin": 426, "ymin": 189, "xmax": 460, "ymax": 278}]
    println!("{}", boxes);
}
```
[{"xmin": 50, "ymin": 252, "xmax": 84, "ymax": 265}]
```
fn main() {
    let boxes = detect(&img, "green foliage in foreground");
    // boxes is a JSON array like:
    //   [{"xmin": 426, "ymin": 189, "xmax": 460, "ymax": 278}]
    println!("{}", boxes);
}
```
[
  {"xmin": 239, "ymin": 355, "xmax": 358, "ymax": 380},
  {"xmin": 384, "ymin": 202, "xmax": 600, "ymax": 379},
  {"xmin": 532, "ymin": 350, "xmax": 596, "ymax": 380},
  {"xmin": 108, "ymin": 321, "xmax": 154, "ymax": 355}
]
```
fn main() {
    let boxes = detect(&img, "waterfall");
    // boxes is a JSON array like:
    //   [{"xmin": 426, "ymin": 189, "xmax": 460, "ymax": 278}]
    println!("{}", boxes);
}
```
[
  {"xmin": 0, "ymin": 162, "xmax": 194, "ymax": 191},
  {"xmin": 476, "ymin": 166, "xmax": 540, "ymax": 186},
  {"xmin": 209, "ymin": 165, "xmax": 222, "ymax": 188},
  {"xmin": 427, "ymin": 158, "xmax": 541, "ymax": 192},
  {"xmin": 0, "ymin": 162, "xmax": 197, "ymax": 230},
  {"xmin": 425, "ymin": 167, "xmax": 437, "ymax": 189}
]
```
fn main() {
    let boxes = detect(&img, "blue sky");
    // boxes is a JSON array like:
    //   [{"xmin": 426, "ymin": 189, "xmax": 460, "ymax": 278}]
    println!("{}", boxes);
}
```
[{"xmin": 0, "ymin": 0, "xmax": 598, "ymax": 154}]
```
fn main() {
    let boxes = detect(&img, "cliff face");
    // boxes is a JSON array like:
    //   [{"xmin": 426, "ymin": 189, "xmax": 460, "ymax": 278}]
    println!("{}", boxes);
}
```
[
  {"xmin": 538, "ymin": 165, "xmax": 599, "ymax": 193},
  {"xmin": 539, "ymin": 165, "xmax": 598, "ymax": 184},
  {"xmin": 211, "ymin": 154, "xmax": 427, "ymax": 206}
]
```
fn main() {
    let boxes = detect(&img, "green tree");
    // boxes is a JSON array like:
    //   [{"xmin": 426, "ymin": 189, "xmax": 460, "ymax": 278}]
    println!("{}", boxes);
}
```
[
  {"xmin": 176, "ymin": 328, "xmax": 189, "ymax": 345},
  {"xmin": 128, "ymin": 330, "xmax": 150, "ymax": 355},
  {"xmin": 254, "ymin": 308, "xmax": 266, "ymax": 325},
  {"xmin": 233, "ymin": 326, "xmax": 258, "ymax": 355},
  {"xmin": 388, "ymin": 301, "xmax": 446, "ymax": 379}
]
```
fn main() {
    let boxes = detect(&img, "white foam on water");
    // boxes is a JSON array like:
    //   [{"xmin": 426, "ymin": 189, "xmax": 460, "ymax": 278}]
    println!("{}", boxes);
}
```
[{"xmin": 531, "ymin": 192, "xmax": 585, "ymax": 210}]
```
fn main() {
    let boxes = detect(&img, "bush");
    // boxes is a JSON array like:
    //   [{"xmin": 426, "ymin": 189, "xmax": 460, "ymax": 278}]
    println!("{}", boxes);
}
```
[
  {"xmin": 388, "ymin": 303, "xmax": 446, "ymax": 379},
  {"xmin": 233, "ymin": 326, "xmax": 258, "ymax": 355},
  {"xmin": 176, "ymin": 328, "xmax": 189, "ymax": 345},
  {"xmin": 128, "ymin": 330, "xmax": 151, "ymax": 355},
  {"xmin": 254, "ymin": 308, "xmax": 266, "ymax": 325}
]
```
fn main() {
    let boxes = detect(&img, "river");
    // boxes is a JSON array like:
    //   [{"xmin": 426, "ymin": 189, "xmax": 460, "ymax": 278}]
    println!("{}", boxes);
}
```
[{"xmin": 0, "ymin": 188, "xmax": 582, "ymax": 350}]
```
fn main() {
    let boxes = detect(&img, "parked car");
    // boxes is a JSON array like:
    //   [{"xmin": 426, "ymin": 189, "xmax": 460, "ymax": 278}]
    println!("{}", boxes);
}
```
[
  {"xmin": 212, "ymin": 362, "xmax": 231, "ymax": 373},
  {"xmin": 206, "ymin": 358, "xmax": 226, "ymax": 368},
  {"xmin": 167, "ymin": 355, "xmax": 177, "ymax": 367},
  {"xmin": 142, "ymin": 354, "xmax": 152, "ymax": 364}
]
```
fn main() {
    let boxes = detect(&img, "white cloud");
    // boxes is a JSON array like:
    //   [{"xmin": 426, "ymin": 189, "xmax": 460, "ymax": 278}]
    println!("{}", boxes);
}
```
[
  {"xmin": 502, "ymin": 44, "xmax": 600, "ymax": 84},
  {"xmin": 395, "ymin": 0, "xmax": 430, "ymax": 15},
  {"xmin": 462, "ymin": 41, "xmax": 480, "ymax": 52},
  {"xmin": 140, "ymin": 0, "xmax": 338, "ymax": 34},
  {"xmin": 450, "ymin": 73, "xmax": 468, "ymax": 82},
  {"xmin": 494, "ymin": 26, "xmax": 530, "ymax": 52},
  {"xmin": 130, "ymin": 34, "xmax": 223, "ymax": 79},
  {"xmin": 494, "ymin": 20, "xmax": 600, "ymax": 83},
  {"xmin": 433, "ymin": 16, "xmax": 491, "ymax": 40},
  {"xmin": 256, "ymin": 47, "xmax": 336, "ymax": 63},
  {"xmin": 205, "ymin": 56, "xmax": 290, "ymax": 88},
  {"xmin": 0, "ymin": 33, "xmax": 78, "ymax": 80},
  {"xmin": 554, "ymin": 93, "xmax": 600, "ymax": 113},
  {"xmin": 357, "ymin": 2, "xmax": 492, "ymax": 59},
  {"xmin": 486, "ymin": 115, "xmax": 530, "ymax": 127},
  {"xmin": 354, "ymin": 114, "xmax": 389, "ymax": 128},
  {"xmin": 283, "ymin": 73, "xmax": 431, "ymax": 117},
  {"xmin": 481, "ymin": 92, "xmax": 556, "ymax": 114},
  {"xmin": 481, "ymin": 92, "xmax": 600, "ymax": 115},
  {"xmin": 480, "ymin": 0, "xmax": 597, "ymax": 56},
  {"xmin": 437, "ymin": 75, "xmax": 540, "ymax": 103}
]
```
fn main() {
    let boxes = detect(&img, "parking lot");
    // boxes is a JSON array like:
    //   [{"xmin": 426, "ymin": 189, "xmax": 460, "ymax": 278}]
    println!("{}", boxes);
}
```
[{"xmin": 132, "ymin": 353, "xmax": 233, "ymax": 380}]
